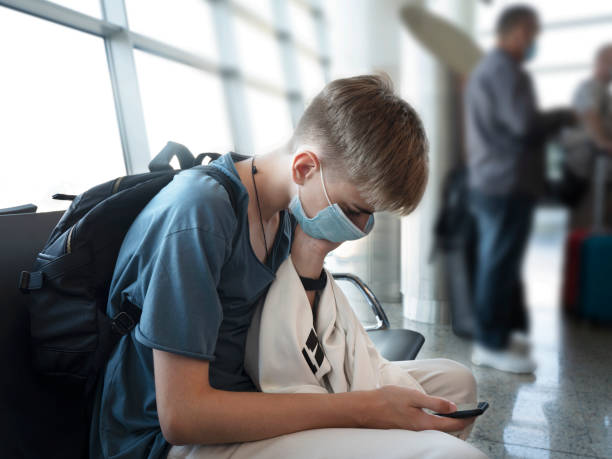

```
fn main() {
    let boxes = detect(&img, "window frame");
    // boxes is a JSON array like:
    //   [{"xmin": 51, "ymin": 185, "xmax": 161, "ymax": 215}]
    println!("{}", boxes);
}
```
[{"xmin": 0, "ymin": 0, "xmax": 331, "ymax": 172}]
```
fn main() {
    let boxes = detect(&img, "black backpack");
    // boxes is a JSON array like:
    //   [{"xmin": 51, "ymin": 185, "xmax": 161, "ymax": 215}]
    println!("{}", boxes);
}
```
[
  {"xmin": 19, "ymin": 142, "xmax": 240, "ymax": 394},
  {"xmin": 432, "ymin": 166, "xmax": 476, "ymax": 255},
  {"xmin": 432, "ymin": 166, "xmax": 478, "ymax": 338}
]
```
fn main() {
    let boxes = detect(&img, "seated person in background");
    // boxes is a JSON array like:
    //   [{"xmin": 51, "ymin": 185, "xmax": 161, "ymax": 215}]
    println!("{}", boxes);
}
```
[
  {"xmin": 561, "ymin": 44, "xmax": 612, "ymax": 229},
  {"xmin": 91, "ymin": 73, "xmax": 486, "ymax": 459}
]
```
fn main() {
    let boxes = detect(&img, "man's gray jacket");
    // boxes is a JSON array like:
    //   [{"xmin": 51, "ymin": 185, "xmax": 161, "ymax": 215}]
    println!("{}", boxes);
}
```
[{"xmin": 465, "ymin": 48, "xmax": 543, "ymax": 196}]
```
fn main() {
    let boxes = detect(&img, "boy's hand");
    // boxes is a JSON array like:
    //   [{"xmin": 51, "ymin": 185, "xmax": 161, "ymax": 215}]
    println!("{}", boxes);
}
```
[
  {"xmin": 291, "ymin": 225, "xmax": 341, "ymax": 278},
  {"xmin": 365, "ymin": 386, "xmax": 474, "ymax": 433}
]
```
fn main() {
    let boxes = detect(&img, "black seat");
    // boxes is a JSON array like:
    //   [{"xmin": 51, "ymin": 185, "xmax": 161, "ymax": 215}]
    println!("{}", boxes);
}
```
[
  {"xmin": 331, "ymin": 273, "xmax": 425, "ymax": 361},
  {"xmin": 0, "ymin": 210, "xmax": 87, "ymax": 459},
  {"xmin": 368, "ymin": 329, "xmax": 425, "ymax": 361}
]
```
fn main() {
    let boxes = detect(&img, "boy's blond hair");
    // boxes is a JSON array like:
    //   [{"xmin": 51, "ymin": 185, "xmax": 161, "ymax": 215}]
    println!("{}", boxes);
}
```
[{"xmin": 291, "ymin": 73, "xmax": 429, "ymax": 216}]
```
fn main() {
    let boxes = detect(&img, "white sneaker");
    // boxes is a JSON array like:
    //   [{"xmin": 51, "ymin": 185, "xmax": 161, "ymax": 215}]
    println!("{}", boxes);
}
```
[
  {"xmin": 509, "ymin": 331, "xmax": 532, "ymax": 356},
  {"xmin": 471, "ymin": 343, "xmax": 536, "ymax": 374}
]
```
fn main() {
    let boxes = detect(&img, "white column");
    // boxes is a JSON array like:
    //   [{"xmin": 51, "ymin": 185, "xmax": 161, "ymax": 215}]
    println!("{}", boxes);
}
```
[
  {"xmin": 324, "ymin": 0, "xmax": 408, "ymax": 303},
  {"xmin": 363, "ymin": 0, "xmax": 409, "ymax": 303},
  {"xmin": 400, "ymin": 0, "xmax": 476, "ymax": 323}
]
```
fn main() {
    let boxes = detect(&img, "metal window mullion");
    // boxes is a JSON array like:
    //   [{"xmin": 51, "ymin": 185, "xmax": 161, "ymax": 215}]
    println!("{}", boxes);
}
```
[
  {"xmin": 132, "ymin": 31, "xmax": 288, "ymax": 98},
  {"xmin": 228, "ymin": 0, "xmax": 320, "ymax": 58},
  {"xmin": 228, "ymin": 0, "xmax": 275, "ymax": 35},
  {"xmin": 211, "ymin": 0, "xmax": 253, "ymax": 155},
  {"xmin": 130, "ymin": 31, "xmax": 221, "ymax": 75},
  {"xmin": 100, "ymin": 0, "xmax": 150, "ymax": 174},
  {"xmin": 272, "ymin": 0, "xmax": 304, "ymax": 128},
  {"xmin": 0, "ymin": 0, "xmax": 119, "ymax": 37}
]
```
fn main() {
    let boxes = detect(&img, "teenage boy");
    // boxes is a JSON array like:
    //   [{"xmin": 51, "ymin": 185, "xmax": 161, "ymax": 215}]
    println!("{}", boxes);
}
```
[{"xmin": 91, "ymin": 74, "xmax": 486, "ymax": 459}]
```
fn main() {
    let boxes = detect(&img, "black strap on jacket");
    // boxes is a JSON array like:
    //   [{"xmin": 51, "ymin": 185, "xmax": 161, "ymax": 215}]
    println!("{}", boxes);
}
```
[{"xmin": 299, "ymin": 270, "xmax": 327, "ymax": 291}]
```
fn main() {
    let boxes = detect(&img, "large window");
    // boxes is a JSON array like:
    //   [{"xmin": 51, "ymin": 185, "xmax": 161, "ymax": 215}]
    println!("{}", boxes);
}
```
[
  {"xmin": 125, "ymin": 0, "xmax": 218, "ymax": 61},
  {"xmin": 0, "ymin": 6, "xmax": 124, "ymax": 212},
  {"xmin": 287, "ymin": 0, "xmax": 319, "ymax": 52},
  {"xmin": 476, "ymin": 0, "xmax": 612, "ymax": 109},
  {"xmin": 49, "ymin": 0, "xmax": 101, "ymax": 17},
  {"xmin": 245, "ymin": 87, "xmax": 293, "ymax": 153},
  {"xmin": 297, "ymin": 53, "xmax": 327, "ymax": 104},
  {"xmin": 234, "ymin": 15, "xmax": 285, "ymax": 88},
  {"xmin": 0, "ymin": 0, "xmax": 330, "ymax": 212},
  {"xmin": 232, "ymin": 0, "xmax": 275, "ymax": 23},
  {"xmin": 134, "ymin": 51, "xmax": 232, "ymax": 156}
]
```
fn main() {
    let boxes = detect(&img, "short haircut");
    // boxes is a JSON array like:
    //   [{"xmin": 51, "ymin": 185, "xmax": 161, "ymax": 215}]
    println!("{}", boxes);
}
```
[
  {"xmin": 291, "ymin": 73, "xmax": 429, "ymax": 216},
  {"xmin": 496, "ymin": 4, "xmax": 538, "ymax": 36}
]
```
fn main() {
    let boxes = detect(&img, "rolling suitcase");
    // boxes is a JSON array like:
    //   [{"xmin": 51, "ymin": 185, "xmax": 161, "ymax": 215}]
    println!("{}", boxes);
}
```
[
  {"xmin": 561, "ymin": 228, "xmax": 588, "ymax": 313},
  {"xmin": 562, "ymin": 154, "xmax": 612, "ymax": 321},
  {"xmin": 579, "ymin": 235, "xmax": 612, "ymax": 321},
  {"xmin": 576, "ymin": 155, "xmax": 612, "ymax": 321}
]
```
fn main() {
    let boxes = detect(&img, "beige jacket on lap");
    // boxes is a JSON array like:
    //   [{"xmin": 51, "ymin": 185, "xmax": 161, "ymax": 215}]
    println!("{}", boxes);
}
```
[{"xmin": 244, "ymin": 257, "xmax": 423, "ymax": 394}]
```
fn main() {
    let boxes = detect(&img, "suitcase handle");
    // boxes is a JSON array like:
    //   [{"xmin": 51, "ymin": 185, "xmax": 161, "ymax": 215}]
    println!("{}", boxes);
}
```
[{"xmin": 592, "ymin": 153, "xmax": 609, "ymax": 232}]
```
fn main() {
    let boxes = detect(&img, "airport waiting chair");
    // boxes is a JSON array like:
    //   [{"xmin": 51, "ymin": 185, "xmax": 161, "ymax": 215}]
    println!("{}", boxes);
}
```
[
  {"xmin": 0, "ymin": 209, "xmax": 83, "ymax": 458},
  {"xmin": 0, "ymin": 207, "xmax": 424, "ymax": 458},
  {"xmin": 332, "ymin": 273, "xmax": 424, "ymax": 361},
  {"xmin": 0, "ymin": 203, "xmax": 38, "ymax": 215}
]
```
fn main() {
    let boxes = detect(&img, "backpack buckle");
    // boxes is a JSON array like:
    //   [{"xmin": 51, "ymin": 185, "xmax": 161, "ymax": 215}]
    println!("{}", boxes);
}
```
[
  {"xmin": 111, "ymin": 311, "xmax": 136, "ymax": 335},
  {"xmin": 19, "ymin": 271, "xmax": 43, "ymax": 293}
]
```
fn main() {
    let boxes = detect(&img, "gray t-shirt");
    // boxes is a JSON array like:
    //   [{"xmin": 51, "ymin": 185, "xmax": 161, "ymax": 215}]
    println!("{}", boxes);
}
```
[
  {"xmin": 89, "ymin": 153, "xmax": 293, "ymax": 459},
  {"xmin": 465, "ymin": 48, "xmax": 541, "ymax": 196},
  {"xmin": 574, "ymin": 78, "xmax": 612, "ymax": 117},
  {"xmin": 562, "ymin": 78, "xmax": 612, "ymax": 178}
]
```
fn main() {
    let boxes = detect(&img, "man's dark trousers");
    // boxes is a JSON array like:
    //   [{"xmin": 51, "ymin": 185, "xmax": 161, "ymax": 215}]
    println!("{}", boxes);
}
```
[{"xmin": 469, "ymin": 190, "xmax": 535, "ymax": 349}]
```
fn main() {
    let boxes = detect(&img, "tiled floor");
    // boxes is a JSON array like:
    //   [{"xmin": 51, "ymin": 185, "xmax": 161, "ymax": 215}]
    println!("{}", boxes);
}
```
[{"xmin": 384, "ymin": 208, "xmax": 612, "ymax": 458}]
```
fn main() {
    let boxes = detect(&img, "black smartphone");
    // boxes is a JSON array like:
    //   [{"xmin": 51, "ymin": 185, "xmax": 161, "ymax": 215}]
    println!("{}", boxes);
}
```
[{"xmin": 434, "ymin": 401, "xmax": 489, "ymax": 419}]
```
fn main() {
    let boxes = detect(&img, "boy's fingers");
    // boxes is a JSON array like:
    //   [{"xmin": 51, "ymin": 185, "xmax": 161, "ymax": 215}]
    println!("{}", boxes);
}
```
[
  {"xmin": 427, "ymin": 415, "xmax": 473, "ymax": 433},
  {"xmin": 412, "ymin": 392, "xmax": 457, "ymax": 414}
]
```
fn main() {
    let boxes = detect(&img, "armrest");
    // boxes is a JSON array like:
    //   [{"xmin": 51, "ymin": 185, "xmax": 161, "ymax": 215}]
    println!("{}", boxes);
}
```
[
  {"xmin": 0, "ymin": 204, "xmax": 37, "ymax": 215},
  {"xmin": 331, "ymin": 273, "xmax": 390, "ymax": 331}
]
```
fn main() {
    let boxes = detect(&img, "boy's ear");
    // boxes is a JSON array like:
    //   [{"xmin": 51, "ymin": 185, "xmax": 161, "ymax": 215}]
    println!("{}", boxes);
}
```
[{"xmin": 291, "ymin": 149, "xmax": 320, "ymax": 186}]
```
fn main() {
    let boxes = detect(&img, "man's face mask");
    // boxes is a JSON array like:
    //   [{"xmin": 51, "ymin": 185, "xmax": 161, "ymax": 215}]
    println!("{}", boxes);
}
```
[
  {"xmin": 524, "ymin": 40, "xmax": 537, "ymax": 61},
  {"xmin": 289, "ymin": 161, "xmax": 375, "ymax": 243}
]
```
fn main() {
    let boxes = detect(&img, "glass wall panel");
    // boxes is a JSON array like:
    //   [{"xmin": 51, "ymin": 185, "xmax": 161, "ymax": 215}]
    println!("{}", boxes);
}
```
[{"xmin": 0, "ymin": 7, "xmax": 124, "ymax": 212}]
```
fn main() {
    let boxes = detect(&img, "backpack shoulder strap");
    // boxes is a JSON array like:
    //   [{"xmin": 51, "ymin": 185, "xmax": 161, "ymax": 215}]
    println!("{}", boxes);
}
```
[
  {"xmin": 200, "ymin": 165, "xmax": 239, "ymax": 214},
  {"xmin": 196, "ymin": 152, "xmax": 249, "ymax": 214}
]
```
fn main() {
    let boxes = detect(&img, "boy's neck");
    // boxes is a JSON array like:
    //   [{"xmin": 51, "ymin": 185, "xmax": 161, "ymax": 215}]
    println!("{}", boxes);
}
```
[{"xmin": 236, "ymin": 142, "xmax": 294, "ymax": 222}]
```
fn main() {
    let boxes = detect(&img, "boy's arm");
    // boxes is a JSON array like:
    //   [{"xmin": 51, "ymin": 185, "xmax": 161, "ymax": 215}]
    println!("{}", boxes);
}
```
[
  {"xmin": 154, "ymin": 225, "xmax": 471, "ymax": 446},
  {"xmin": 153, "ymin": 350, "xmax": 472, "ymax": 446}
]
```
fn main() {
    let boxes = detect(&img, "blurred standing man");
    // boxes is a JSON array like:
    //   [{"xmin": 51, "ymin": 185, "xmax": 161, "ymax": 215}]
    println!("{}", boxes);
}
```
[{"xmin": 465, "ymin": 5, "xmax": 574, "ymax": 373}]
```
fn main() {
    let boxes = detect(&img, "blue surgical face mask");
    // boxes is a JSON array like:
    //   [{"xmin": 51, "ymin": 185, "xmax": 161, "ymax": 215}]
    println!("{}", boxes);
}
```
[
  {"xmin": 289, "ymin": 164, "xmax": 375, "ymax": 243},
  {"xmin": 524, "ymin": 41, "xmax": 537, "ymax": 61}
]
